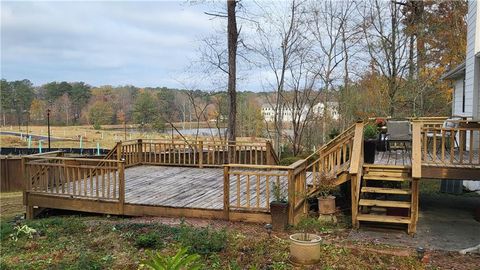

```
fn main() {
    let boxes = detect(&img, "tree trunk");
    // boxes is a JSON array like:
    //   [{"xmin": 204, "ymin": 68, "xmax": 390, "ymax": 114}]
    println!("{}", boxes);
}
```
[{"xmin": 227, "ymin": 0, "xmax": 238, "ymax": 162}]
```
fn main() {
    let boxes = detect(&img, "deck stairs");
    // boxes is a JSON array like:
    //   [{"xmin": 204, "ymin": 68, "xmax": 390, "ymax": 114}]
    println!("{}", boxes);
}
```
[{"xmin": 356, "ymin": 164, "xmax": 414, "ymax": 228}]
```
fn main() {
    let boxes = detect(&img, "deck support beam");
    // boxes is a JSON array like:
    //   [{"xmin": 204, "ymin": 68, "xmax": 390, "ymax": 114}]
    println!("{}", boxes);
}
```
[
  {"xmin": 223, "ymin": 166, "xmax": 230, "ymax": 220},
  {"xmin": 408, "ymin": 178, "xmax": 419, "ymax": 235}
]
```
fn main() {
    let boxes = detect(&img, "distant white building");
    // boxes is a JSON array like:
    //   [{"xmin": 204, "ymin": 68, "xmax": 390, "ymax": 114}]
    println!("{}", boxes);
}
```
[
  {"xmin": 312, "ymin": 102, "xmax": 340, "ymax": 120},
  {"xmin": 261, "ymin": 102, "xmax": 339, "ymax": 122}
]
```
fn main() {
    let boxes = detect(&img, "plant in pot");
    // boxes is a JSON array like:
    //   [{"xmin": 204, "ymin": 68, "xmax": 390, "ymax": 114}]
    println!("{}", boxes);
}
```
[
  {"xmin": 375, "ymin": 118, "xmax": 388, "ymax": 152},
  {"xmin": 316, "ymin": 172, "xmax": 337, "ymax": 216},
  {"xmin": 270, "ymin": 182, "xmax": 288, "ymax": 231},
  {"xmin": 364, "ymin": 124, "xmax": 379, "ymax": 164},
  {"xmin": 289, "ymin": 221, "xmax": 322, "ymax": 265}
]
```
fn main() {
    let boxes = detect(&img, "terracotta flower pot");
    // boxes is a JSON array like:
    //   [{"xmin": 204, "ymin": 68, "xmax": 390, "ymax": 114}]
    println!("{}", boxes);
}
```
[
  {"xmin": 318, "ymin": 195, "xmax": 336, "ymax": 215},
  {"xmin": 270, "ymin": 201, "xmax": 288, "ymax": 231},
  {"xmin": 289, "ymin": 233, "xmax": 322, "ymax": 265}
]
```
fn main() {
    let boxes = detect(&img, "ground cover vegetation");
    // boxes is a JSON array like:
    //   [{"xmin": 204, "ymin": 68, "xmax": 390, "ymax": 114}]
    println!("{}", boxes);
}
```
[{"xmin": 1, "ymin": 184, "xmax": 479, "ymax": 269}]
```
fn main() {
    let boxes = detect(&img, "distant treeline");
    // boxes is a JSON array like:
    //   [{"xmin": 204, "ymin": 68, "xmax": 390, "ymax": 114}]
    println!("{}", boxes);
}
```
[{"xmin": 0, "ymin": 79, "xmax": 265, "ymax": 138}]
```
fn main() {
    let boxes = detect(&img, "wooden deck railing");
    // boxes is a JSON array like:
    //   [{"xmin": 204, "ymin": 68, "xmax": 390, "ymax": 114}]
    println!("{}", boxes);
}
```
[
  {"xmin": 24, "ymin": 155, "xmax": 125, "ymax": 202},
  {"xmin": 306, "ymin": 123, "xmax": 356, "ymax": 189},
  {"xmin": 413, "ymin": 120, "xmax": 480, "ymax": 167},
  {"xmin": 223, "ymin": 159, "xmax": 308, "ymax": 224},
  {"xmin": 117, "ymin": 139, "xmax": 277, "ymax": 167}
]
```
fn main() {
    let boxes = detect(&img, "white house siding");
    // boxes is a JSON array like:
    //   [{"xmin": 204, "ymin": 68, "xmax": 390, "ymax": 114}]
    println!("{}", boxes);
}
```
[
  {"xmin": 466, "ymin": 1, "xmax": 479, "ymax": 119},
  {"xmin": 464, "ymin": 1, "xmax": 480, "ymax": 191},
  {"xmin": 453, "ymin": 79, "xmax": 465, "ymax": 116}
]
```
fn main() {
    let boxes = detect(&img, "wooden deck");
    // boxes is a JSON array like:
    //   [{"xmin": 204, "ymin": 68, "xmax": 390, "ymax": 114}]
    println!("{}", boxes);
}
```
[
  {"xmin": 374, "ymin": 150, "xmax": 412, "ymax": 166},
  {"xmin": 124, "ymin": 166, "xmax": 290, "ymax": 210},
  {"xmin": 44, "ymin": 165, "xmax": 292, "ymax": 211},
  {"xmin": 22, "ymin": 119, "xmax": 480, "ymax": 234},
  {"xmin": 374, "ymin": 149, "xmax": 479, "ymax": 168},
  {"xmin": 124, "ymin": 166, "xmax": 225, "ymax": 209}
]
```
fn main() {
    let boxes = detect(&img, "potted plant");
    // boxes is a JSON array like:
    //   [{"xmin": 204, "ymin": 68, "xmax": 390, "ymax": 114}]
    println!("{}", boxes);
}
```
[
  {"xmin": 270, "ymin": 182, "xmax": 288, "ymax": 231},
  {"xmin": 375, "ymin": 118, "xmax": 387, "ymax": 133},
  {"xmin": 364, "ymin": 124, "xmax": 378, "ymax": 163},
  {"xmin": 315, "ymin": 172, "xmax": 337, "ymax": 215},
  {"xmin": 375, "ymin": 118, "xmax": 388, "ymax": 151},
  {"xmin": 289, "ymin": 224, "xmax": 322, "ymax": 265}
]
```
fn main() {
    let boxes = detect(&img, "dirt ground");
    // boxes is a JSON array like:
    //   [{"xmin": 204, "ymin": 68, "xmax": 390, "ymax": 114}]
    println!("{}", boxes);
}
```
[{"xmin": 2, "ymin": 191, "xmax": 479, "ymax": 269}]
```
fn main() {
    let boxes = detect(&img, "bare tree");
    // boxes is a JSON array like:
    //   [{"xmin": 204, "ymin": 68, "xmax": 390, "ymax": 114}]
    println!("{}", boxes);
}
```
[
  {"xmin": 309, "ymin": 0, "xmax": 355, "ymax": 142},
  {"xmin": 360, "ymin": 0, "xmax": 410, "ymax": 116},
  {"xmin": 251, "ymin": 0, "xmax": 306, "ymax": 157},
  {"xmin": 227, "ymin": 0, "xmax": 239, "ymax": 162},
  {"xmin": 284, "ymin": 44, "xmax": 322, "ymax": 155}
]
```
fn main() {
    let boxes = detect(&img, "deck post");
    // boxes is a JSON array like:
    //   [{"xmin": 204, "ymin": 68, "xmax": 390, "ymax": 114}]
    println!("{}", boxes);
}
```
[
  {"xmin": 118, "ymin": 160, "xmax": 125, "ymax": 215},
  {"xmin": 287, "ymin": 168, "xmax": 295, "ymax": 225},
  {"xmin": 349, "ymin": 121, "xmax": 364, "ymax": 229},
  {"xmin": 22, "ymin": 156, "xmax": 28, "ymax": 205},
  {"xmin": 22, "ymin": 156, "xmax": 32, "ymax": 218},
  {"xmin": 116, "ymin": 141, "xmax": 122, "ymax": 161},
  {"xmin": 408, "ymin": 178, "xmax": 419, "ymax": 235},
  {"xmin": 198, "ymin": 140, "xmax": 203, "ymax": 168},
  {"xmin": 411, "ymin": 122, "xmax": 422, "ymax": 179},
  {"xmin": 137, "ymin": 139, "xmax": 143, "ymax": 165},
  {"xmin": 409, "ymin": 122, "xmax": 421, "ymax": 235},
  {"xmin": 266, "ymin": 141, "xmax": 272, "ymax": 165},
  {"xmin": 223, "ymin": 165, "xmax": 230, "ymax": 219}
]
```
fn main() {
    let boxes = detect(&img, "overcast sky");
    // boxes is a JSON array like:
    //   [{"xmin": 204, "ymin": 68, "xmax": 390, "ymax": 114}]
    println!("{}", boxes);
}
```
[{"xmin": 1, "ymin": 1, "xmax": 250, "ymax": 90}]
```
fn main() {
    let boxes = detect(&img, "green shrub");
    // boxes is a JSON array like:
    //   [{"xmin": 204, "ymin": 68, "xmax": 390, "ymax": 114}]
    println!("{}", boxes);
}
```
[
  {"xmin": 135, "ymin": 232, "xmax": 163, "ymax": 249},
  {"xmin": 0, "ymin": 221, "xmax": 14, "ymax": 242},
  {"xmin": 278, "ymin": 156, "xmax": 301, "ymax": 166},
  {"xmin": 364, "ymin": 124, "xmax": 378, "ymax": 140},
  {"xmin": 116, "ymin": 222, "xmax": 226, "ymax": 254},
  {"xmin": 176, "ymin": 225, "xmax": 227, "ymax": 254}
]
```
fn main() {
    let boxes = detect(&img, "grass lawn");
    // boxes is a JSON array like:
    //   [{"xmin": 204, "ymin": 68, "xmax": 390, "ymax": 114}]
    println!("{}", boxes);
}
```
[{"xmin": 3, "ymin": 192, "xmax": 480, "ymax": 269}]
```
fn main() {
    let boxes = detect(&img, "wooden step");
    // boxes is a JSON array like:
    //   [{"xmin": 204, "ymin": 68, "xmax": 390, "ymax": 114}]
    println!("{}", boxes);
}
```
[
  {"xmin": 363, "ymin": 175, "xmax": 412, "ymax": 182},
  {"xmin": 359, "ymin": 199, "xmax": 411, "ymax": 208},
  {"xmin": 363, "ymin": 164, "xmax": 411, "ymax": 170},
  {"xmin": 357, "ymin": 214, "xmax": 411, "ymax": 224},
  {"xmin": 364, "ymin": 172, "xmax": 410, "ymax": 178},
  {"xmin": 361, "ymin": 187, "xmax": 411, "ymax": 195}
]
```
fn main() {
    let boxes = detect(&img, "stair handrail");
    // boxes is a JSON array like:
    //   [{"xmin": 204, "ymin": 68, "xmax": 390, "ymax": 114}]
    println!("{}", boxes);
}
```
[
  {"xmin": 266, "ymin": 141, "xmax": 280, "ymax": 165},
  {"xmin": 349, "ymin": 121, "xmax": 364, "ymax": 175},
  {"xmin": 348, "ymin": 121, "xmax": 364, "ymax": 228},
  {"xmin": 305, "ymin": 123, "xmax": 357, "ymax": 163}
]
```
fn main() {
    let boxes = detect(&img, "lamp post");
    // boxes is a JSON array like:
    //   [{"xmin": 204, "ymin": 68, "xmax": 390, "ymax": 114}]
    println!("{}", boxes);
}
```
[
  {"xmin": 23, "ymin": 110, "xmax": 30, "ymax": 136},
  {"xmin": 46, "ymin": 109, "xmax": 51, "ymax": 151}
]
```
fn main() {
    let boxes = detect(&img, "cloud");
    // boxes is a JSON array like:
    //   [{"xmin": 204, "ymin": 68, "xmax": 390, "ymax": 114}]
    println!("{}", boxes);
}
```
[{"xmin": 0, "ymin": 1, "xmax": 220, "ymax": 88}]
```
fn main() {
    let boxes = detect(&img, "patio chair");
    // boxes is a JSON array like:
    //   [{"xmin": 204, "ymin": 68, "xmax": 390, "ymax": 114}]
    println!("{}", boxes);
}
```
[
  {"xmin": 426, "ymin": 118, "xmax": 460, "ymax": 152},
  {"xmin": 385, "ymin": 120, "xmax": 411, "ymax": 152}
]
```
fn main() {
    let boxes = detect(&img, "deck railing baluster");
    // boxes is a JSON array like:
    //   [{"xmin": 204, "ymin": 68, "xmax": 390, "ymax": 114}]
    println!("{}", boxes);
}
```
[{"xmin": 469, "ymin": 130, "xmax": 473, "ymax": 164}]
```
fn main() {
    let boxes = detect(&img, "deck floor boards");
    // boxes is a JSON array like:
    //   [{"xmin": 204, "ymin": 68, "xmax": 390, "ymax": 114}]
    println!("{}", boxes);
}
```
[
  {"xmin": 374, "ymin": 149, "xmax": 479, "ymax": 167},
  {"xmin": 121, "ymin": 166, "xmax": 291, "ymax": 210}
]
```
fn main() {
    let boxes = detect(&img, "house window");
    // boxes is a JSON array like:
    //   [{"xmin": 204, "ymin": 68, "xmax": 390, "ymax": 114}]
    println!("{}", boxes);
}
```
[{"xmin": 462, "ymin": 78, "xmax": 465, "ymax": 113}]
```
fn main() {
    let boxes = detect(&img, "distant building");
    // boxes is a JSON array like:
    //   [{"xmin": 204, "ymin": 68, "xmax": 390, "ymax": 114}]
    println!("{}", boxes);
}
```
[{"xmin": 261, "ymin": 102, "xmax": 339, "ymax": 122}]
